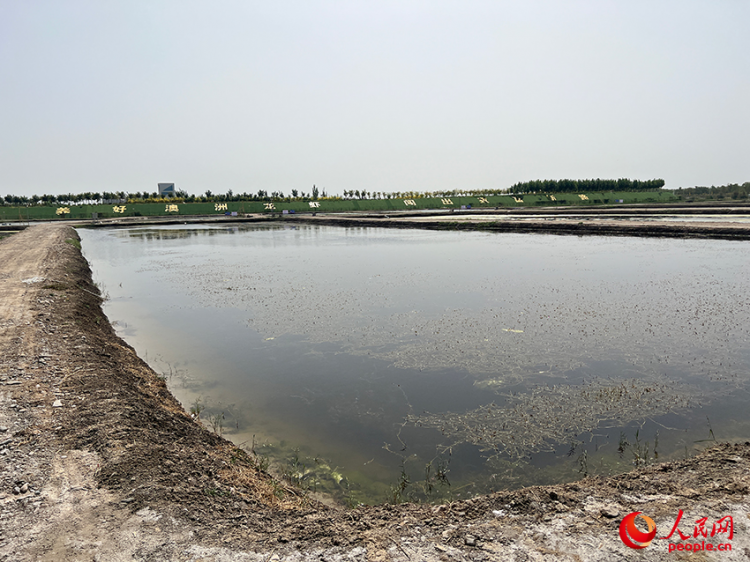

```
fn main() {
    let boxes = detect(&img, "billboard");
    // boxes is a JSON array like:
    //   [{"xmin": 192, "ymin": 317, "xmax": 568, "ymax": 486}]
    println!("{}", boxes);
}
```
[{"xmin": 158, "ymin": 183, "xmax": 175, "ymax": 196}]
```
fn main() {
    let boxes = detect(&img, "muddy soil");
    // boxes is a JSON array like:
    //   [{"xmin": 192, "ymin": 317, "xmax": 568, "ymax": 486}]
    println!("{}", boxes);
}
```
[{"xmin": 1, "ymin": 224, "xmax": 749, "ymax": 561}]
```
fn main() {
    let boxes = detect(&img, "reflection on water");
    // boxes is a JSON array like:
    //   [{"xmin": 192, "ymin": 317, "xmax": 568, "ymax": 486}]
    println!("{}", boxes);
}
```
[{"xmin": 78, "ymin": 224, "xmax": 750, "ymax": 504}]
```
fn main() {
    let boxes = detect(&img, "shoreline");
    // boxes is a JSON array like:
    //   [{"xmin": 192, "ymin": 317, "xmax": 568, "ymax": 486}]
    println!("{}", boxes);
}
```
[
  {"xmin": 284, "ymin": 213, "xmax": 750, "ymax": 240},
  {"xmin": 1, "ymin": 224, "xmax": 749, "ymax": 560},
  {"xmin": 6, "ymin": 203, "xmax": 750, "ymax": 240}
]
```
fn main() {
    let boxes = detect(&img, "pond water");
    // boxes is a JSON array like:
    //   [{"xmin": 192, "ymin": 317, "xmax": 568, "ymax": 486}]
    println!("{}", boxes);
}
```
[{"xmin": 78, "ymin": 224, "xmax": 750, "ymax": 505}]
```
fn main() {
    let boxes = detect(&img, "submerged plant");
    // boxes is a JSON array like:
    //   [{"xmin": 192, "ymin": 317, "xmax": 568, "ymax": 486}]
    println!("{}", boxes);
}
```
[
  {"xmin": 208, "ymin": 412, "xmax": 225, "ymax": 436},
  {"xmin": 577, "ymin": 450, "xmax": 589, "ymax": 476},
  {"xmin": 694, "ymin": 416, "xmax": 718, "ymax": 445},
  {"xmin": 617, "ymin": 428, "xmax": 659, "ymax": 468},
  {"xmin": 422, "ymin": 458, "xmax": 451, "ymax": 495},
  {"xmin": 410, "ymin": 378, "xmax": 691, "ymax": 460},
  {"xmin": 190, "ymin": 397, "xmax": 205, "ymax": 419},
  {"xmin": 389, "ymin": 463, "xmax": 411, "ymax": 505}
]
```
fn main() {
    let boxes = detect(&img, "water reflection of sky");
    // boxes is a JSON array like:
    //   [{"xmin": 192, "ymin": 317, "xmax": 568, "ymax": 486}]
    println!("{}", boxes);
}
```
[{"xmin": 78, "ymin": 224, "xmax": 750, "ymax": 503}]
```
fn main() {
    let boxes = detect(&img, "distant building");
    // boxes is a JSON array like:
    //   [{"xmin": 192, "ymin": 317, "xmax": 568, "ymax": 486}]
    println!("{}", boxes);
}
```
[{"xmin": 158, "ymin": 183, "xmax": 175, "ymax": 197}]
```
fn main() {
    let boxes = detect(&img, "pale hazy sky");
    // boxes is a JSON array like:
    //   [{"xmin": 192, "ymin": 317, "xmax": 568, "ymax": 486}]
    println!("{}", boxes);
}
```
[{"xmin": 1, "ymin": 1, "xmax": 748, "ymax": 197}]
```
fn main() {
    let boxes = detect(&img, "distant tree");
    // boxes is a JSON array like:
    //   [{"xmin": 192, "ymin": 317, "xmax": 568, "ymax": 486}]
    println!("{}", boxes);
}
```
[
  {"xmin": 675, "ymin": 181, "xmax": 750, "ymax": 202},
  {"xmin": 312, "ymin": 185, "xmax": 319, "ymax": 200},
  {"xmin": 508, "ymin": 178, "xmax": 666, "ymax": 194}
]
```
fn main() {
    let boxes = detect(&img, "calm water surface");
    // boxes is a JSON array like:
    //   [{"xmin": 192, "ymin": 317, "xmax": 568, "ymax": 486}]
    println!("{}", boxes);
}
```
[{"xmin": 78, "ymin": 225, "xmax": 750, "ymax": 504}]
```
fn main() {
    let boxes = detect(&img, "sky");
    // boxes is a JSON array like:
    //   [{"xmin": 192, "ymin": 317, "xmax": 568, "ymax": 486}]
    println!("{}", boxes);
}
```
[{"xmin": 1, "ymin": 1, "xmax": 748, "ymax": 198}]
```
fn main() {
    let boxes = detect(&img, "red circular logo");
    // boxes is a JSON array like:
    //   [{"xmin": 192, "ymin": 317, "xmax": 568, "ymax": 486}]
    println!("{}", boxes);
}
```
[{"xmin": 620, "ymin": 511, "xmax": 657, "ymax": 549}]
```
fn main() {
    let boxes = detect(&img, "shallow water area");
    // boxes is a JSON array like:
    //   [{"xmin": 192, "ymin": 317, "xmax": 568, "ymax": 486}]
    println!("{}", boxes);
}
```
[{"xmin": 78, "ymin": 224, "xmax": 750, "ymax": 504}]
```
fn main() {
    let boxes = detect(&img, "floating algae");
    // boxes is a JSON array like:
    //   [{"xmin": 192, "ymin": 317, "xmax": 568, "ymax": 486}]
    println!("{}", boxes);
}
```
[{"xmin": 410, "ymin": 378, "xmax": 694, "ymax": 459}]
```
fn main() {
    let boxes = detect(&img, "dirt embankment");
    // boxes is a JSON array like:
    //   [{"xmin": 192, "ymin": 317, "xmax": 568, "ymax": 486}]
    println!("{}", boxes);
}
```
[
  {"xmin": 282, "ymin": 214, "xmax": 750, "ymax": 240},
  {"xmin": 1, "ymin": 224, "xmax": 749, "ymax": 561}
]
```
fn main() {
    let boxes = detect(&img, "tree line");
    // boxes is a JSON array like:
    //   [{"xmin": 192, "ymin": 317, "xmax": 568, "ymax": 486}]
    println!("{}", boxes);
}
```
[
  {"xmin": 0, "ymin": 178, "xmax": 693, "ymax": 207},
  {"xmin": 673, "ymin": 182, "xmax": 750, "ymax": 201},
  {"xmin": 508, "ymin": 178, "xmax": 665, "ymax": 194}
]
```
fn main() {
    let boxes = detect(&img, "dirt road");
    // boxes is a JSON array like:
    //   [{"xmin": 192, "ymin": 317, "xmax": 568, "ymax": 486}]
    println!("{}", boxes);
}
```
[{"xmin": 1, "ymin": 224, "xmax": 749, "ymax": 561}]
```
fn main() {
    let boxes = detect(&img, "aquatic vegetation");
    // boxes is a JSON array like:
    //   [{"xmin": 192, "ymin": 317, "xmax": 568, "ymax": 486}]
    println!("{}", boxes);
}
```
[
  {"xmin": 190, "ymin": 397, "xmax": 205, "ymax": 419},
  {"xmin": 410, "ymin": 378, "xmax": 693, "ymax": 459},
  {"xmin": 208, "ymin": 412, "xmax": 225, "ymax": 436}
]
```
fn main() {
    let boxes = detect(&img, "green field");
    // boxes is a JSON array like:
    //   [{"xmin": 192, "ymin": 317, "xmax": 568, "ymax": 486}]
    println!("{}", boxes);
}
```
[{"xmin": 0, "ymin": 190, "xmax": 678, "ymax": 222}]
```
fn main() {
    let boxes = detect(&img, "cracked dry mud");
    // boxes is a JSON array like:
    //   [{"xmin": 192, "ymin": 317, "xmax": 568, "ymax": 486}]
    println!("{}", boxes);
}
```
[{"xmin": 1, "ymin": 223, "xmax": 749, "ymax": 561}]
